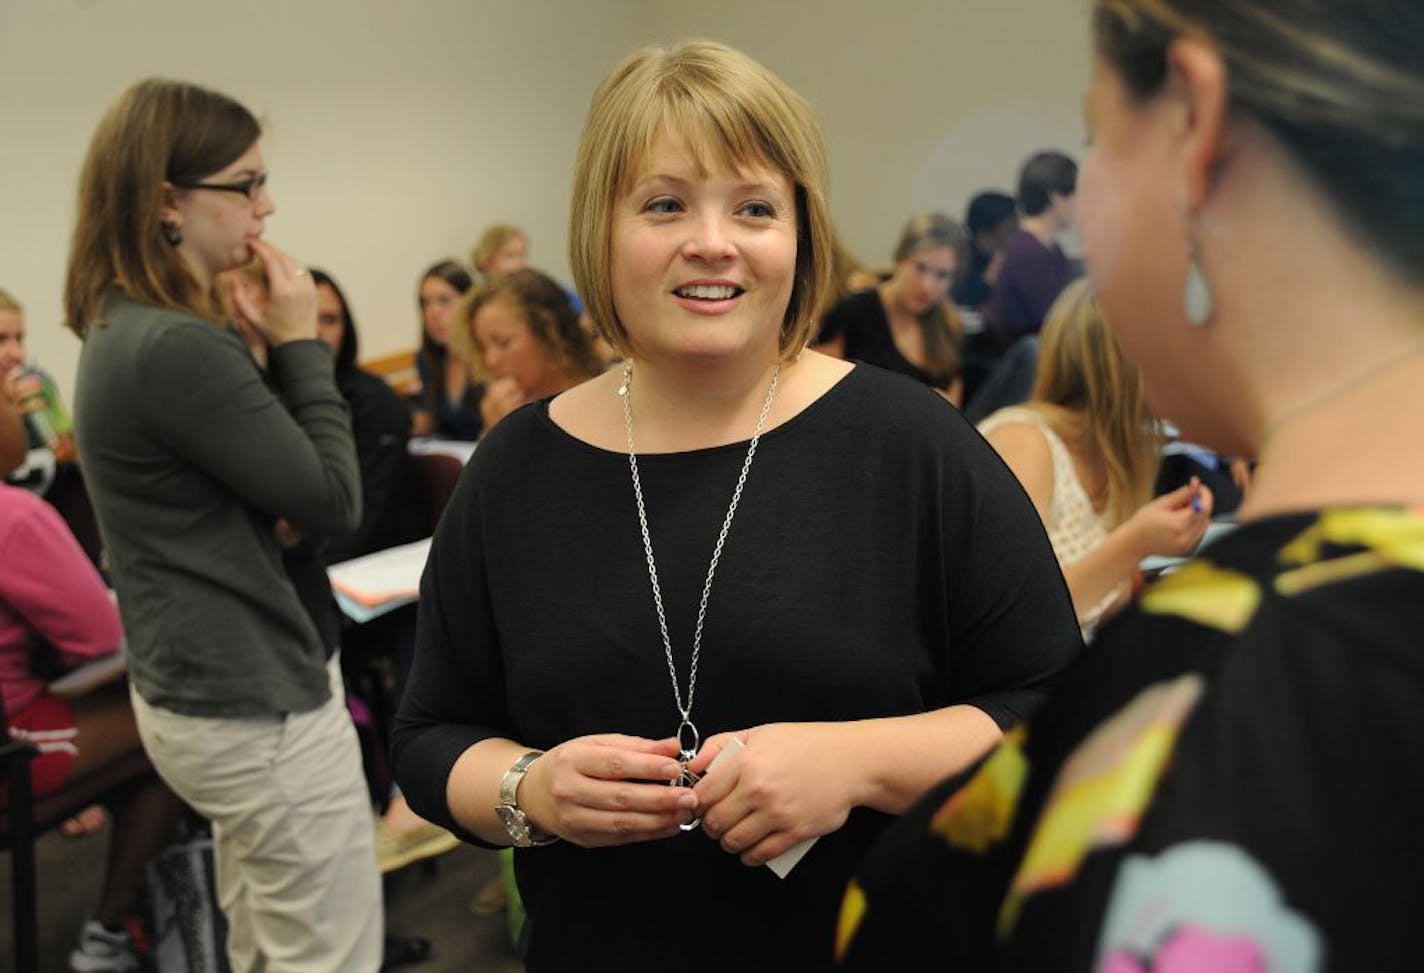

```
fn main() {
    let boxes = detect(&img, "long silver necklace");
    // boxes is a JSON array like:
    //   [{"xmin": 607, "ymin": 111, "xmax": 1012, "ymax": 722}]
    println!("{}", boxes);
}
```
[{"xmin": 618, "ymin": 361, "xmax": 780, "ymax": 829}]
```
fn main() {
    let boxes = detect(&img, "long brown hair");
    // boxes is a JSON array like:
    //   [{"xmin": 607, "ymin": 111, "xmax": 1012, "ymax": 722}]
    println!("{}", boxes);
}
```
[
  {"xmin": 889, "ymin": 212, "xmax": 966, "ymax": 388},
  {"xmin": 1032, "ymin": 279, "xmax": 1158, "ymax": 526},
  {"xmin": 64, "ymin": 79, "xmax": 261, "ymax": 336}
]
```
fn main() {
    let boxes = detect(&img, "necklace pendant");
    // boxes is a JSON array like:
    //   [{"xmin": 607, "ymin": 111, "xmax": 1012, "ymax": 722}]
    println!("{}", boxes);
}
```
[{"xmin": 670, "ymin": 755, "xmax": 702, "ymax": 831}]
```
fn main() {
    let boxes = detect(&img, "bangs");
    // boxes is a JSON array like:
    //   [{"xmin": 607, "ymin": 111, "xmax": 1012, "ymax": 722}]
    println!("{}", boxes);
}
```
[{"xmin": 614, "ymin": 85, "xmax": 798, "ymax": 196}]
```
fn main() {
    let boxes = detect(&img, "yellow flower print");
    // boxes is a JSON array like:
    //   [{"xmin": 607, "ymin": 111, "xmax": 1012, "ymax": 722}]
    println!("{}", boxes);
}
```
[
  {"xmin": 998, "ymin": 675, "xmax": 1205, "ymax": 937},
  {"xmin": 835, "ymin": 880, "xmax": 867, "ymax": 961},
  {"xmin": 1276, "ymin": 508, "xmax": 1424, "ymax": 596},
  {"xmin": 1140, "ymin": 561, "xmax": 1262, "ymax": 634},
  {"xmin": 931, "ymin": 726, "xmax": 1029, "ymax": 854},
  {"xmin": 1279, "ymin": 508, "xmax": 1424, "ymax": 570}
]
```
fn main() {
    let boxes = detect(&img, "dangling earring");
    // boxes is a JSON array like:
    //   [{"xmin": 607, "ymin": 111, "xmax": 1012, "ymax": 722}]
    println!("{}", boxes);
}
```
[
  {"xmin": 1182, "ymin": 233, "xmax": 1212, "ymax": 327},
  {"xmin": 161, "ymin": 221, "xmax": 182, "ymax": 247}
]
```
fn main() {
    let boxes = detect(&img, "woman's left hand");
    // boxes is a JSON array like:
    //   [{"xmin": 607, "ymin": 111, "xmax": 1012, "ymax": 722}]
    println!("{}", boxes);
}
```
[{"xmin": 688, "ymin": 722, "xmax": 860, "ymax": 867}]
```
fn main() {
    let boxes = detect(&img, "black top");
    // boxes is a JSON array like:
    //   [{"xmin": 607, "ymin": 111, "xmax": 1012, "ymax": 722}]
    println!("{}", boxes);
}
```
[
  {"xmin": 818, "ymin": 290, "xmax": 943, "ymax": 389},
  {"xmin": 416, "ymin": 348, "xmax": 482, "ymax": 441},
  {"xmin": 840, "ymin": 507, "xmax": 1424, "ymax": 971},
  {"xmin": 325, "ymin": 366, "xmax": 426, "ymax": 565},
  {"xmin": 393, "ymin": 364, "xmax": 1080, "ymax": 972}
]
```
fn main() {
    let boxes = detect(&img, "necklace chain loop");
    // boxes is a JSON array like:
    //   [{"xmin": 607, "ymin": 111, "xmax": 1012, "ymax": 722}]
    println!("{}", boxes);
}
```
[{"xmin": 621, "ymin": 362, "xmax": 780, "ymax": 761}]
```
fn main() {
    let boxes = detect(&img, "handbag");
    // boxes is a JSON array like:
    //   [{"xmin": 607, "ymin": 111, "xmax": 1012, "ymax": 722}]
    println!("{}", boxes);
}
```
[{"xmin": 142, "ymin": 825, "xmax": 231, "ymax": 973}]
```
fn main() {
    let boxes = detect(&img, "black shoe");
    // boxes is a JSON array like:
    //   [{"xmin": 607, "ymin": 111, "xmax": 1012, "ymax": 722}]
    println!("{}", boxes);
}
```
[{"xmin": 381, "ymin": 934, "xmax": 431, "ymax": 970}]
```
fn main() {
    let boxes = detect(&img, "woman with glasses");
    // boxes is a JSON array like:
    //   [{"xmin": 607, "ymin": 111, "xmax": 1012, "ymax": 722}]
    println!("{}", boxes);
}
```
[
  {"xmin": 68, "ymin": 79, "xmax": 382, "ymax": 972},
  {"xmin": 816, "ymin": 212, "xmax": 967, "ymax": 405}
]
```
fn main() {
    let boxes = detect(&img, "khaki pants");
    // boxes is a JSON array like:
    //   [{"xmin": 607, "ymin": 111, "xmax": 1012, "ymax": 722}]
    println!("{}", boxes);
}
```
[{"xmin": 132, "ymin": 656, "xmax": 383, "ymax": 973}]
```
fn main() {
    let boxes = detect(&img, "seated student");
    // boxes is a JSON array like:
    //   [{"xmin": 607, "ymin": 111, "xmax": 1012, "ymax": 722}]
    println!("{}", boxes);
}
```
[
  {"xmin": 309, "ymin": 270, "xmax": 425, "ymax": 564},
  {"xmin": 1, "ymin": 288, "xmax": 103, "ymax": 568},
  {"xmin": 978, "ymin": 280, "xmax": 1213, "ymax": 635},
  {"xmin": 412, "ymin": 260, "xmax": 481, "ymax": 441},
  {"xmin": 989, "ymin": 151, "xmax": 1082, "ymax": 340},
  {"xmin": 470, "ymin": 224, "xmax": 530, "ymax": 281},
  {"xmin": 951, "ymin": 190, "xmax": 1019, "ymax": 316},
  {"xmin": 0, "ymin": 476, "xmax": 185, "ymax": 972},
  {"xmin": 1, "ymin": 287, "xmax": 76, "ymax": 466},
  {"xmin": 450, "ymin": 268, "xmax": 605, "ymax": 435},
  {"xmin": 817, "ymin": 212, "xmax": 967, "ymax": 404},
  {"xmin": 470, "ymin": 224, "xmax": 613, "ymax": 366}
]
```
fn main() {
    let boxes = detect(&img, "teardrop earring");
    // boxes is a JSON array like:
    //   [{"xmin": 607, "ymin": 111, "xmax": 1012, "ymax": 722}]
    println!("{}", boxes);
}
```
[
  {"xmin": 1183, "ymin": 237, "xmax": 1212, "ymax": 327},
  {"xmin": 161, "ymin": 222, "xmax": 183, "ymax": 247}
]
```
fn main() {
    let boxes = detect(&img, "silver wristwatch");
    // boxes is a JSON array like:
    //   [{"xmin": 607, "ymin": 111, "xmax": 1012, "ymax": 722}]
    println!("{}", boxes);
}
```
[{"xmin": 496, "ymin": 750, "xmax": 559, "ymax": 848}]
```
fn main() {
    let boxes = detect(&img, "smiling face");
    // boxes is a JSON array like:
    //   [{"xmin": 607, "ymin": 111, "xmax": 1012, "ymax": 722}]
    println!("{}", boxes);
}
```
[
  {"xmin": 889, "ymin": 245, "xmax": 956, "ymax": 316},
  {"xmin": 164, "ymin": 141, "xmax": 274, "ymax": 286},
  {"xmin": 608, "ymin": 132, "xmax": 798, "ymax": 368},
  {"xmin": 0, "ymin": 309, "xmax": 24, "ymax": 374}
]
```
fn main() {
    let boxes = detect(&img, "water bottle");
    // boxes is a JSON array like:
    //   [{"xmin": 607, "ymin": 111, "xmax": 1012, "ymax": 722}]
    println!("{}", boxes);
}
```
[{"xmin": 13, "ymin": 366, "xmax": 59, "ymax": 449}]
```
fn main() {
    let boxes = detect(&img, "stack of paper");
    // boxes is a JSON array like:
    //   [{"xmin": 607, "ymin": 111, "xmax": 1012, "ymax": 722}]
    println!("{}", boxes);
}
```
[{"xmin": 328, "ymin": 538, "xmax": 432, "ymax": 623}]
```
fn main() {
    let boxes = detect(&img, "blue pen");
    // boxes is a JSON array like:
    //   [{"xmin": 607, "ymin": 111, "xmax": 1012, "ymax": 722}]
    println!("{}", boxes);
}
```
[{"xmin": 1190, "ymin": 485, "xmax": 1203, "ymax": 514}]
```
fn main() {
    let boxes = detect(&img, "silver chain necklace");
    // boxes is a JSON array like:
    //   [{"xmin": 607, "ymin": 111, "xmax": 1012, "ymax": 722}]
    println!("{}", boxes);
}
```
[{"xmin": 618, "ymin": 361, "xmax": 780, "ymax": 828}]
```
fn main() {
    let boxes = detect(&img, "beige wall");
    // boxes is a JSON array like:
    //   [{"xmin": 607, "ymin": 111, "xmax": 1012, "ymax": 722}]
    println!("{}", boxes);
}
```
[{"xmin": 0, "ymin": 0, "xmax": 1090, "ymax": 403}]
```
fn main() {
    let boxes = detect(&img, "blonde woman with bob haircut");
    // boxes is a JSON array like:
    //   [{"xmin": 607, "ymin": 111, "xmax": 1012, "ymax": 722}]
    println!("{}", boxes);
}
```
[
  {"xmin": 67, "ymin": 79, "xmax": 382, "ymax": 971},
  {"xmin": 979, "ymin": 279, "xmax": 1211, "ymax": 634},
  {"xmin": 450, "ymin": 267, "xmax": 603, "ymax": 433},
  {"xmin": 841, "ymin": 0, "xmax": 1424, "ymax": 968},
  {"xmin": 394, "ymin": 40, "xmax": 1078, "ymax": 970}
]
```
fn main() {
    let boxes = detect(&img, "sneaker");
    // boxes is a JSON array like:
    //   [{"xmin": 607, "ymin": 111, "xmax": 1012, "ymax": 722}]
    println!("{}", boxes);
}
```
[
  {"xmin": 374, "ymin": 818, "xmax": 461, "ymax": 873},
  {"xmin": 69, "ymin": 918, "xmax": 138, "ymax": 972}
]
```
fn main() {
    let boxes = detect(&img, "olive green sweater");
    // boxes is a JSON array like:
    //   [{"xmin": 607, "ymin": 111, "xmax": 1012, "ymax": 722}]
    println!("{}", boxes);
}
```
[{"xmin": 75, "ymin": 291, "xmax": 360, "ymax": 717}]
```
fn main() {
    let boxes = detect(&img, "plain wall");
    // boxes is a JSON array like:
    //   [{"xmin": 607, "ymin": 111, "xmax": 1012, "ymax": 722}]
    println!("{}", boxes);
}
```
[{"xmin": 0, "ymin": 0, "xmax": 1090, "ymax": 404}]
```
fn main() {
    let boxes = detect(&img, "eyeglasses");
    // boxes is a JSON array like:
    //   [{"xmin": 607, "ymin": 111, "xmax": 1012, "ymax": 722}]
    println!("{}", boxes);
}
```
[{"xmin": 172, "ymin": 172, "xmax": 269, "ymax": 201}]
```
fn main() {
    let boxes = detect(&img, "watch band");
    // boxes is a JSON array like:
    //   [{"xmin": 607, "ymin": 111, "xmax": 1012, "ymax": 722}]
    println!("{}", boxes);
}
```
[
  {"xmin": 499, "ymin": 750, "xmax": 544, "ymax": 806},
  {"xmin": 497, "ymin": 750, "xmax": 559, "ymax": 847}
]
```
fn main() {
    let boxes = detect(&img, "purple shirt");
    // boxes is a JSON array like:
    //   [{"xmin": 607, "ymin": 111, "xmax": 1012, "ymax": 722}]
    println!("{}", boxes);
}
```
[{"xmin": 989, "ymin": 228, "xmax": 1079, "ymax": 338}]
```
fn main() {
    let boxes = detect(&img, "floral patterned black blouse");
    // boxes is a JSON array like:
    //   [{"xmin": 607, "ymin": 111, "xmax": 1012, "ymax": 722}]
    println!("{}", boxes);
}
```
[{"xmin": 839, "ymin": 507, "xmax": 1424, "ymax": 971}]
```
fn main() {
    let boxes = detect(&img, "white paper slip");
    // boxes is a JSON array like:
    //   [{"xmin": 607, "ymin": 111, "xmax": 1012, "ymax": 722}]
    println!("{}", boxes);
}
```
[{"xmin": 706, "ymin": 738, "xmax": 819, "ymax": 879}]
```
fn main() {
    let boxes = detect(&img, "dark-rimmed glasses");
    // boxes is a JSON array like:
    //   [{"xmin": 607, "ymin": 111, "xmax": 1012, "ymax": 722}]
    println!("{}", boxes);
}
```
[{"xmin": 172, "ymin": 172, "xmax": 269, "ymax": 201}]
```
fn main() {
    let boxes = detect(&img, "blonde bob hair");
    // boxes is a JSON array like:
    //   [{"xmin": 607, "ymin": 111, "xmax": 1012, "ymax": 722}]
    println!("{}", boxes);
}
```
[
  {"xmin": 1033, "ymin": 278, "xmax": 1159, "ymax": 527},
  {"xmin": 569, "ymin": 40, "xmax": 834, "ymax": 361},
  {"xmin": 64, "ymin": 79, "xmax": 261, "ymax": 337}
]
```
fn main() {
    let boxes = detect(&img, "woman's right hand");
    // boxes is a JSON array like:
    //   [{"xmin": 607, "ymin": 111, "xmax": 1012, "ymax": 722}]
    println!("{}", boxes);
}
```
[
  {"xmin": 1126, "ymin": 478, "xmax": 1213, "ymax": 558},
  {"xmin": 233, "ymin": 239, "xmax": 317, "ymax": 346},
  {"xmin": 517, "ymin": 734, "xmax": 698, "ymax": 848},
  {"xmin": 479, "ymin": 377, "xmax": 529, "ymax": 432}
]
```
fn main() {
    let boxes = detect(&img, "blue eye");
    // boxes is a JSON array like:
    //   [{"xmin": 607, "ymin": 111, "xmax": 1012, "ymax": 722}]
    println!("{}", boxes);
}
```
[
  {"xmin": 644, "ymin": 196, "xmax": 682, "ymax": 215},
  {"xmin": 740, "ymin": 201, "xmax": 775, "ymax": 219}
]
